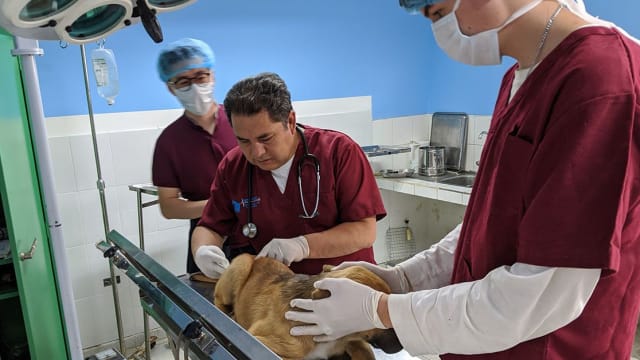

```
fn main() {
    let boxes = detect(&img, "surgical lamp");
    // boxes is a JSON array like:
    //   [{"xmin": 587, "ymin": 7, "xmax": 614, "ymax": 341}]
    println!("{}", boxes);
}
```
[{"xmin": 0, "ymin": 0, "xmax": 197, "ymax": 44}]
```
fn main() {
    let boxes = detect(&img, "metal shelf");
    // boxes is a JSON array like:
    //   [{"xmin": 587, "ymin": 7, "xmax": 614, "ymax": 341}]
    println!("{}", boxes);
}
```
[
  {"xmin": 361, "ymin": 145, "xmax": 411, "ymax": 157},
  {"xmin": 0, "ymin": 285, "xmax": 18, "ymax": 300}
]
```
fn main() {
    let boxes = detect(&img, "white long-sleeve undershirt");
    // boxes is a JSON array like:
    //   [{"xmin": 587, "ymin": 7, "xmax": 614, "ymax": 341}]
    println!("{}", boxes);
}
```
[{"xmin": 389, "ymin": 224, "xmax": 601, "ymax": 356}]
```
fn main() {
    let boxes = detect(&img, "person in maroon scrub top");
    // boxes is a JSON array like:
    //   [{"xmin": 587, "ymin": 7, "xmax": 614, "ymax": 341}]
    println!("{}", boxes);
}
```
[
  {"xmin": 191, "ymin": 72, "xmax": 386, "ymax": 277},
  {"xmin": 152, "ymin": 38, "xmax": 237, "ymax": 274},
  {"xmin": 285, "ymin": 1, "xmax": 640, "ymax": 359}
]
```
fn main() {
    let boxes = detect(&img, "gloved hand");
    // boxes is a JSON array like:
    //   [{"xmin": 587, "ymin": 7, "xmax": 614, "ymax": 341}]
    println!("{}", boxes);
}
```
[
  {"xmin": 194, "ymin": 245, "xmax": 229, "ymax": 279},
  {"xmin": 285, "ymin": 278, "xmax": 387, "ymax": 342},
  {"xmin": 256, "ymin": 236, "xmax": 309, "ymax": 266},
  {"xmin": 333, "ymin": 261, "xmax": 411, "ymax": 294}
]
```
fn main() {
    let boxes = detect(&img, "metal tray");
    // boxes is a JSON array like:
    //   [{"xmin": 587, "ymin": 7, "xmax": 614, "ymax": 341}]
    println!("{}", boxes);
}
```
[
  {"xmin": 382, "ymin": 169, "xmax": 415, "ymax": 178},
  {"xmin": 430, "ymin": 112, "xmax": 469, "ymax": 172}
]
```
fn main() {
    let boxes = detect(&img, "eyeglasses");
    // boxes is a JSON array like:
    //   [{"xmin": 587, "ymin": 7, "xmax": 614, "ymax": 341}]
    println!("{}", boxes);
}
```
[{"xmin": 168, "ymin": 71, "xmax": 211, "ymax": 92}]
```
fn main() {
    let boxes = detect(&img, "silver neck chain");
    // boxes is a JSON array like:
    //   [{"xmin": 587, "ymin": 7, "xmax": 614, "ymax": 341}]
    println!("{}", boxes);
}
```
[{"xmin": 527, "ymin": 3, "xmax": 566, "ymax": 78}]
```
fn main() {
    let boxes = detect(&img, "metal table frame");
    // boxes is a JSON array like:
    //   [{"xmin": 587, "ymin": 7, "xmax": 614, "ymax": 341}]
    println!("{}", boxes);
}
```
[
  {"xmin": 128, "ymin": 183, "xmax": 159, "ymax": 360},
  {"xmin": 98, "ymin": 230, "xmax": 280, "ymax": 359}
]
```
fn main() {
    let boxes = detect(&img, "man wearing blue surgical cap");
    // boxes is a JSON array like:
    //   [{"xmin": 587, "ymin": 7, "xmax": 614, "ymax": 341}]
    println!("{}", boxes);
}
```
[
  {"xmin": 152, "ymin": 38, "xmax": 237, "ymax": 275},
  {"xmin": 287, "ymin": 1, "xmax": 640, "ymax": 359},
  {"xmin": 398, "ymin": 0, "xmax": 445, "ymax": 14}
]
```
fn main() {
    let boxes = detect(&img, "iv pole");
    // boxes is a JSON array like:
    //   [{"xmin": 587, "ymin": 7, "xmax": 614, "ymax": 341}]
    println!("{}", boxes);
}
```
[{"xmin": 78, "ymin": 43, "xmax": 126, "ymax": 354}]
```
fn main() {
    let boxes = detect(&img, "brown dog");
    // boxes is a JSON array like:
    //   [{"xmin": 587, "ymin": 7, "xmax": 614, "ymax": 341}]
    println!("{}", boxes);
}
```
[{"xmin": 214, "ymin": 253, "xmax": 402, "ymax": 360}]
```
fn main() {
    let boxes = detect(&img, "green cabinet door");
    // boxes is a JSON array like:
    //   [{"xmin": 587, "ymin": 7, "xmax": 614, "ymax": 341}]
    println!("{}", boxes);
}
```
[{"xmin": 0, "ymin": 30, "xmax": 69, "ymax": 358}]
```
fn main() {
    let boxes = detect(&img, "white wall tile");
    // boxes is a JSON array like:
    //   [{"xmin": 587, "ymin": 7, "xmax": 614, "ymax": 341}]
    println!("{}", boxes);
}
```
[
  {"xmin": 146, "ymin": 227, "xmax": 189, "ymax": 275},
  {"xmin": 438, "ymin": 189, "xmax": 464, "ymax": 204},
  {"xmin": 69, "ymin": 134, "xmax": 116, "ymax": 192},
  {"xmin": 465, "ymin": 144, "xmax": 482, "ymax": 173},
  {"xmin": 75, "ymin": 295, "xmax": 119, "ymax": 347},
  {"xmin": 77, "ymin": 188, "xmax": 122, "ymax": 245},
  {"xmin": 412, "ymin": 115, "xmax": 431, "ymax": 142},
  {"xmin": 83, "ymin": 243, "xmax": 121, "ymax": 297},
  {"xmin": 391, "ymin": 117, "xmax": 413, "ymax": 145},
  {"xmin": 121, "ymin": 299, "xmax": 145, "ymax": 337},
  {"xmin": 113, "ymin": 185, "xmax": 140, "ymax": 214},
  {"xmin": 393, "ymin": 182, "xmax": 415, "ymax": 195},
  {"xmin": 109, "ymin": 130, "xmax": 155, "ymax": 186},
  {"xmin": 156, "ymin": 214, "xmax": 189, "ymax": 231},
  {"xmin": 299, "ymin": 111, "xmax": 372, "ymax": 146},
  {"xmin": 373, "ymin": 118, "xmax": 393, "ymax": 145},
  {"xmin": 65, "ymin": 245, "xmax": 92, "ymax": 299},
  {"xmin": 414, "ymin": 184, "xmax": 437, "ymax": 199},
  {"xmin": 58, "ymin": 192, "xmax": 84, "ymax": 248},
  {"xmin": 48, "ymin": 137, "xmax": 78, "ymax": 193},
  {"xmin": 369, "ymin": 156, "xmax": 393, "ymax": 173},
  {"xmin": 471, "ymin": 115, "xmax": 492, "ymax": 146},
  {"xmin": 391, "ymin": 152, "xmax": 411, "ymax": 170}
]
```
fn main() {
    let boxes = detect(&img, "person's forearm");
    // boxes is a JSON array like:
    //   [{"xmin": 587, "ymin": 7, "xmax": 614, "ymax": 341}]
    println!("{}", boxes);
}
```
[
  {"xmin": 191, "ymin": 226, "xmax": 225, "ymax": 257},
  {"xmin": 378, "ymin": 294, "xmax": 392, "ymax": 328},
  {"xmin": 159, "ymin": 198, "xmax": 208, "ymax": 219},
  {"xmin": 387, "ymin": 265, "xmax": 601, "ymax": 355},
  {"xmin": 304, "ymin": 217, "xmax": 376, "ymax": 258},
  {"xmin": 397, "ymin": 223, "xmax": 460, "ymax": 291}
]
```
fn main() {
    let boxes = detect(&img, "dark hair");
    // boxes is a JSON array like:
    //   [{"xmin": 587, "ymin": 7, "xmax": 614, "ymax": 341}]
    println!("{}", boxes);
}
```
[{"xmin": 223, "ymin": 72, "xmax": 292, "ymax": 127}]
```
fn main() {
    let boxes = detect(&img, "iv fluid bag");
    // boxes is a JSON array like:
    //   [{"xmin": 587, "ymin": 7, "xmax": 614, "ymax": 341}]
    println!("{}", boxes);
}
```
[{"xmin": 91, "ymin": 47, "xmax": 120, "ymax": 105}]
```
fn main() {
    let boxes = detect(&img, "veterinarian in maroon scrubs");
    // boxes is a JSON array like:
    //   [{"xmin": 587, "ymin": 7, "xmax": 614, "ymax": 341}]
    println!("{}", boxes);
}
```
[
  {"xmin": 191, "ymin": 72, "xmax": 386, "ymax": 276},
  {"xmin": 152, "ymin": 38, "xmax": 237, "ymax": 275},
  {"xmin": 285, "ymin": 0, "xmax": 640, "ymax": 359}
]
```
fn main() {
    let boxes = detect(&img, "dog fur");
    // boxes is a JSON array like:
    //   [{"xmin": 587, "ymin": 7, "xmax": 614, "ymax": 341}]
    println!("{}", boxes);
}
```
[{"xmin": 213, "ymin": 254, "xmax": 402, "ymax": 360}]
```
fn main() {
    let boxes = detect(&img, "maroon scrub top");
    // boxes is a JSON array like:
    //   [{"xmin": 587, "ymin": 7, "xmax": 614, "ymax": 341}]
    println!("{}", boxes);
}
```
[
  {"xmin": 198, "ymin": 125, "xmax": 386, "ymax": 275},
  {"xmin": 443, "ymin": 27, "xmax": 640, "ymax": 359},
  {"xmin": 152, "ymin": 105, "xmax": 237, "ymax": 201}
]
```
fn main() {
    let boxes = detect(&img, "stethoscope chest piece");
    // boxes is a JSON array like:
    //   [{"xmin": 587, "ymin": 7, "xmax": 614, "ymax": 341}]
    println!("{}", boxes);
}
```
[{"xmin": 242, "ymin": 222, "xmax": 257, "ymax": 239}]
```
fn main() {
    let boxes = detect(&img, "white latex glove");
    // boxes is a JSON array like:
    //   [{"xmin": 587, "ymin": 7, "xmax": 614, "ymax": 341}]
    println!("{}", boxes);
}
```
[
  {"xmin": 285, "ymin": 278, "xmax": 386, "ymax": 342},
  {"xmin": 333, "ymin": 261, "xmax": 411, "ymax": 294},
  {"xmin": 256, "ymin": 236, "xmax": 309, "ymax": 266},
  {"xmin": 194, "ymin": 245, "xmax": 229, "ymax": 279}
]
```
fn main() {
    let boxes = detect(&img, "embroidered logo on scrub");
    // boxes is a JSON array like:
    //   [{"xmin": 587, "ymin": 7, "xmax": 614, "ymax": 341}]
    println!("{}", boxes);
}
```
[{"xmin": 232, "ymin": 196, "xmax": 261, "ymax": 213}]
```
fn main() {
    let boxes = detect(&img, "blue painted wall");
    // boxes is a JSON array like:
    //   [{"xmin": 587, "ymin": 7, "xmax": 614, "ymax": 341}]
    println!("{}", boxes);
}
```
[{"xmin": 34, "ymin": 1, "xmax": 640, "ymax": 120}]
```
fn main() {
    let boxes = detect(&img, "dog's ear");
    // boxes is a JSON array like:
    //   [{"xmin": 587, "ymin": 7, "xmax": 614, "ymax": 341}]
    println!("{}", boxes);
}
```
[
  {"xmin": 367, "ymin": 329, "xmax": 403, "ymax": 354},
  {"xmin": 213, "ymin": 254, "xmax": 255, "ymax": 316}
]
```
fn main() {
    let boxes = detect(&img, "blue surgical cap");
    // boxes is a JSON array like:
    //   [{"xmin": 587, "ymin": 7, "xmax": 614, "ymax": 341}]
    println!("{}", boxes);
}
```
[
  {"xmin": 399, "ymin": 0, "xmax": 446, "ymax": 14},
  {"xmin": 157, "ymin": 38, "xmax": 215, "ymax": 82}
]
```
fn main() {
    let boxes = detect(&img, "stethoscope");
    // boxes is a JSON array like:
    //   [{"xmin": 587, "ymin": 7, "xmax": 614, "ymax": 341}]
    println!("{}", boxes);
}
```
[{"xmin": 242, "ymin": 125, "xmax": 320, "ymax": 239}]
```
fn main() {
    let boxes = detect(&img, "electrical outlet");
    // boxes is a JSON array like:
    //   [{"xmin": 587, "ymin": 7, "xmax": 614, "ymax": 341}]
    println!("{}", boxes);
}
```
[{"xmin": 102, "ymin": 275, "xmax": 121, "ymax": 287}]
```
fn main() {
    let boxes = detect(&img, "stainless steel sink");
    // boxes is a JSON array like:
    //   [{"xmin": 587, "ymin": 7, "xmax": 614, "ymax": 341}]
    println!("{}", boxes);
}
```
[{"xmin": 438, "ymin": 175, "xmax": 475, "ymax": 188}]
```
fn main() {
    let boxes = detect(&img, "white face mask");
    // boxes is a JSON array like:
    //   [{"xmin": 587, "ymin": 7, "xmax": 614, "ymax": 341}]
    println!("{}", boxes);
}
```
[
  {"xmin": 174, "ymin": 81, "xmax": 214, "ymax": 116},
  {"xmin": 432, "ymin": 0, "xmax": 543, "ymax": 65}
]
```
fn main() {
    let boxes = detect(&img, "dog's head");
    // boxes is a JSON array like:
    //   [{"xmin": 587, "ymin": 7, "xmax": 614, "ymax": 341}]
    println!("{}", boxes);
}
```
[
  {"xmin": 312, "ymin": 265, "xmax": 404, "ymax": 354},
  {"xmin": 213, "ymin": 253, "xmax": 256, "ymax": 316}
]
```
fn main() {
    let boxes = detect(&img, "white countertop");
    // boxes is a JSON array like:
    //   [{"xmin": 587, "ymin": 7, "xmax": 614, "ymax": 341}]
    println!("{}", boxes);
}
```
[{"xmin": 376, "ymin": 176, "xmax": 472, "ymax": 206}]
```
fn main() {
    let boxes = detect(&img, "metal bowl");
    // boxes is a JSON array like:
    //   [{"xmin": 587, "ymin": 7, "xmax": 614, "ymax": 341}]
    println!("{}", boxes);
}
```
[{"xmin": 382, "ymin": 169, "xmax": 415, "ymax": 178}]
